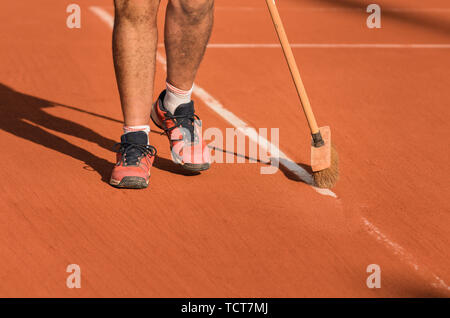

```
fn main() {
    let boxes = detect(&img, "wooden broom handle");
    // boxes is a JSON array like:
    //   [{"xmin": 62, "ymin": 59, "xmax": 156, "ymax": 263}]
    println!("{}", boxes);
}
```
[{"xmin": 265, "ymin": 0, "xmax": 320, "ymax": 135}]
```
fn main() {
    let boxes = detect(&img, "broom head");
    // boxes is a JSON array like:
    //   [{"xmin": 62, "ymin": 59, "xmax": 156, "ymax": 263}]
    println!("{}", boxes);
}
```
[{"xmin": 311, "ymin": 126, "xmax": 339, "ymax": 188}]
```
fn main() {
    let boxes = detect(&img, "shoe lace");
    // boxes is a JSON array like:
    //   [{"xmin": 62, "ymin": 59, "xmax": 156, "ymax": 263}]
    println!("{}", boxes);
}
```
[
  {"xmin": 113, "ymin": 142, "xmax": 157, "ymax": 166},
  {"xmin": 164, "ymin": 111, "xmax": 201, "ymax": 143}
]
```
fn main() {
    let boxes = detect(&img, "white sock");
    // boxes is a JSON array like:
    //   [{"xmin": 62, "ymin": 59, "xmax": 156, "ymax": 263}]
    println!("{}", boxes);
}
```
[
  {"xmin": 163, "ymin": 81, "xmax": 193, "ymax": 114},
  {"xmin": 123, "ymin": 125, "xmax": 150, "ymax": 144}
]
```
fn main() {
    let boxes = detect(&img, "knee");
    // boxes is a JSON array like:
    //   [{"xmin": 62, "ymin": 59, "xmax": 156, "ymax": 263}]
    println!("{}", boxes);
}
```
[
  {"xmin": 114, "ymin": 0, "xmax": 160, "ymax": 24},
  {"xmin": 171, "ymin": 0, "xmax": 214, "ymax": 24}
]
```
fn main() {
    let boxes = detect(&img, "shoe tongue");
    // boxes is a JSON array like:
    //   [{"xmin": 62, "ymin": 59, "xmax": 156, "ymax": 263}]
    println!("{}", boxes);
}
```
[
  {"xmin": 120, "ymin": 131, "xmax": 148, "ymax": 165},
  {"xmin": 174, "ymin": 102, "xmax": 196, "ymax": 142},
  {"xmin": 121, "ymin": 131, "xmax": 148, "ymax": 145},
  {"xmin": 174, "ymin": 102, "xmax": 194, "ymax": 117}
]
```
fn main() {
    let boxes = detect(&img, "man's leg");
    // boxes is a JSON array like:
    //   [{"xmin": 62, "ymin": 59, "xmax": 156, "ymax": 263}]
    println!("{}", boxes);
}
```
[
  {"xmin": 110, "ymin": 0, "xmax": 160, "ymax": 189},
  {"xmin": 164, "ymin": 0, "xmax": 214, "ymax": 91},
  {"xmin": 113, "ymin": 0, "xmax": 161, "ymax": 126},
  {"xmin": 150, "ymin": 0, "xmax": 214, "ymax": 171}
]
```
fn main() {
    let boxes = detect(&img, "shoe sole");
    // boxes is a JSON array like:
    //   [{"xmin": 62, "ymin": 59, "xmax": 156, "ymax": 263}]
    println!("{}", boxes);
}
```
[
  {"xmin": 182, "ymin": 162, "xmax": 211, "ymax": 172},
  {"xmin": 151, "ymin": 103, "xmax": 211, "ymax": 173},
  {"xmin": 110, "ymin": 176, "xmax": 149, "ymax": 189}
]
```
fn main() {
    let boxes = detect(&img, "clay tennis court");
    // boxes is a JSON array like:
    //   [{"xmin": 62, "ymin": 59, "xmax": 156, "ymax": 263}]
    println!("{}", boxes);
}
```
[{"xmin": 0, "ymin": 0, "xmax": 449, "ymax": 297}]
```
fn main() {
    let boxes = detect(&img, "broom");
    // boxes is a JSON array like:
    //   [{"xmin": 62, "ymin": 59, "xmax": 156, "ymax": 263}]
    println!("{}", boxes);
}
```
[{"xmin": 265, "ymin": 0, "xmax": 339, "ymax": 189}]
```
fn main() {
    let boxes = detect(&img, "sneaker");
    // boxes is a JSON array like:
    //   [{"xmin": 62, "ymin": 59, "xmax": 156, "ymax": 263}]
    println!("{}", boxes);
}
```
[
  {"xmin": 150, "ymin": 90, "xmax": 211, "ymax": 171},
  {"xmin": 110, "ymin": 131, "xmax": 156, "ymax": 189}
]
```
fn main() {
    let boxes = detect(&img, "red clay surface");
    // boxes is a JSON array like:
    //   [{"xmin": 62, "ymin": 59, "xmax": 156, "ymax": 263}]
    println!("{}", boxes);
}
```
[{"xmin": 0, "ymin": 0, "xmax": 449, "ymax": 297}]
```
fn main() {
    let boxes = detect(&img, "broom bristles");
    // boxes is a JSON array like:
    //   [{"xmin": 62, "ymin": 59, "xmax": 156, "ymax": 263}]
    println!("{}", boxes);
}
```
[{"xmin": 313, "ymin": 143, "xmax": 339, "ymax": 189}]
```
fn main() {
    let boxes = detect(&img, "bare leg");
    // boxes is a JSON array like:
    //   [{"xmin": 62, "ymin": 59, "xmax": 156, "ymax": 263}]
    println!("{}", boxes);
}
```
[
  {"xmin": 113, "ymin": 0, "xmax": 161, "ymax": 126},
  {"xmin": 165, "ymin": 0, "xmax": 214, "ymax": 90}
]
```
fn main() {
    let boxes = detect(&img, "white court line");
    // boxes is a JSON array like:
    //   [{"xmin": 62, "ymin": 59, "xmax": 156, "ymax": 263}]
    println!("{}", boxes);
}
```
[
  {"xmin": 155, "ymin": 43, "xmax": 450, "ymax": 49},
  {"xmin": 89, "ymin": 6, "xmax": 336, "ymax": 198},
  {"xmin": 90, "ymin": 6, "xmax": 450, "ymax": 294},
  {"xmin": 193, "ymin": 43, "xmax": 450, "ymax": 49},
  {"xmin": 215, "ymin": 6, "xmax": 450, "ymax": 13},
  {"xmin": 362, "ymin": 217, "xmax": 450, "ymax": 291},
  {"xmin": 98, "ymin": 5, "xmax": 450, "ymax": 13}
]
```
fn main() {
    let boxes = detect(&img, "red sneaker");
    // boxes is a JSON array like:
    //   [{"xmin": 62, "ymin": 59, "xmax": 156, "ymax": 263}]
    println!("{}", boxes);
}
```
[
  {"xmin": 109, "ymin": 131, "xmax": 156, "ymax": 189},
  {"xmin": 151, "ymin": 90, "xmax": 211, "ymax": 171}
]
